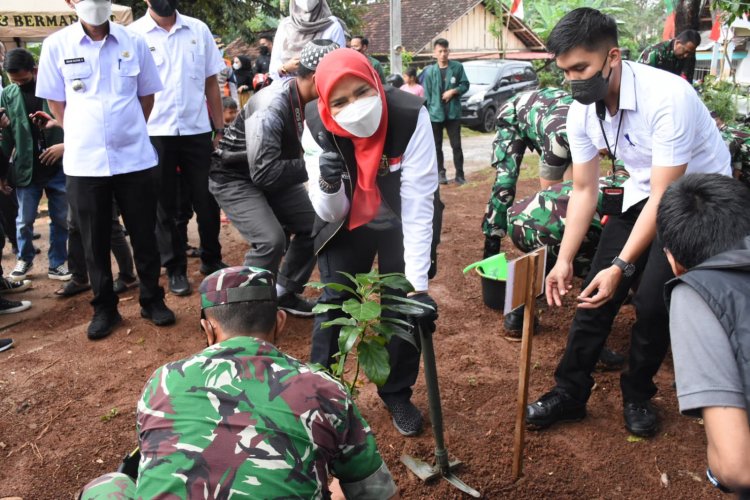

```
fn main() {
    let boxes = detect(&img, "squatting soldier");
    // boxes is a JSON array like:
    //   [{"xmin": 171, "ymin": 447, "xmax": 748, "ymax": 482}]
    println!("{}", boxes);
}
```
[
  {"xmin": 79, "ymin": 266, "xmax": 399, "ymax": 500},
  {"xmin": 483, "ymin": 87, "xmax": 573, "ymax": 258},
  {"xmin": 638, "ymin": 30, "xmax": 700, "ymax": 83},
  {"xmin": 714, "ymin": 113, "xmax": 750, "ymax": 187}
]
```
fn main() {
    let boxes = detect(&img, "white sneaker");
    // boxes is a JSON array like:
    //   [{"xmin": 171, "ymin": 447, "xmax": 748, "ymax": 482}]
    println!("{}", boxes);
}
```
[
  {"xmin": 48, "ymin": 264, "xmax": 72, "ymax": 281},
  {"xmin": 0, "ymin": 277, "xmax": 31, "ymax": 294}
]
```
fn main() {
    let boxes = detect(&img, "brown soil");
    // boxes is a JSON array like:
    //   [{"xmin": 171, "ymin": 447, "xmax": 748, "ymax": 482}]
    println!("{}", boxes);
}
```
[{"xmin": 0, "ymin": 169, "xmax": 719, "ymax": 499}]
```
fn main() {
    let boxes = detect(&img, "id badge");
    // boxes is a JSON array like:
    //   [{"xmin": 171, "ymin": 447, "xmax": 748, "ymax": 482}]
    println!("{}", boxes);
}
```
[{"xmin": 601, "ymin": 186, "xmax": 624, "ymax": 215}]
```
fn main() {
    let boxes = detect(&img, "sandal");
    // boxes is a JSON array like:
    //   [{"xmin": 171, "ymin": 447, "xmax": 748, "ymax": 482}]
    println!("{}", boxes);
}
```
[{"xmin": 55, "ymin": 280, "xmax": 91, "ymax": 297}]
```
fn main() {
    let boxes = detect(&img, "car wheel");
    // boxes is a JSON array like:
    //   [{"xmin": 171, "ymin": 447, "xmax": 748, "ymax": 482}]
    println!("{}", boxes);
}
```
[{"xmin": 481, "ymin": 106, "xmax": 497, "ymax": 133}]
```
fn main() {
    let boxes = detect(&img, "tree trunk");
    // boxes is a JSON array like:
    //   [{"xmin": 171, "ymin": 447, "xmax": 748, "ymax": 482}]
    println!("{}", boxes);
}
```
[{"xmin": 675, "ymin": 0, "xmax": 702, "ymax": 34}]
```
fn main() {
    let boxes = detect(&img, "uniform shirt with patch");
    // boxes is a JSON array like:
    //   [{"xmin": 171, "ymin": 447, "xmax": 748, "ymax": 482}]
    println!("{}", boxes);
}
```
[
  {"xmin": 35, "ymin": 21, "xmax": 163, "ymax": 177},
  {"xmin": 567, "ymin": 61, "xmax": 730, "ymax": 211},
  {"xmin": 129, "ymin": 11, "xmax": 225, "ymax": 136},
  {"xmin": 135, "ymin": 336, "xmax": 395, "ymax": 499}
]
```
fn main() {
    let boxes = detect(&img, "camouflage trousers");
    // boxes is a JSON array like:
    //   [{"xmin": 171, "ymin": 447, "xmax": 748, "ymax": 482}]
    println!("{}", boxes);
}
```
[
  {"xmin": 79, "ymin": 472, "xmax": 135, "ymax": 500},
  {"xmin": 508, "ymin": 175, "xmax": 628, "ymax": 278}
]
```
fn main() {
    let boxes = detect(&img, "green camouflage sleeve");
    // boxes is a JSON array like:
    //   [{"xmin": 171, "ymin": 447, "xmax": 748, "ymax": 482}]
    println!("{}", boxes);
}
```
[{"xmin": 80, "ymin": 472, "xmax": 136, "ymax": 500}]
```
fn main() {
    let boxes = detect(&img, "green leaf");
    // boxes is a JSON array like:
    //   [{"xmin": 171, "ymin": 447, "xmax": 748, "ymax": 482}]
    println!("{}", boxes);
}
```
[
  {"xmin": 382, "ymin": 294, "xmax": 433, "ymax": 310},
  {"xmin": 338, "ymin": 325, "xmax": 362, "ymax": 355},
  {"xmin": 382, "ymin": 304, "xmax": 425, "ymax": 316},
  {"xmin": 381, "ymin": 316, "xmax": 414, "ymax": 328},
  {"xmin": 322, "ymin": 317, "xmax": 357, "ymax": 328},
  {"xmin": 312, "ymin": 303, "xmax": 343, "ymax": 314},
  {"xmin": 306, "ymin": 281, "xmax": 326, "ymax": 289},
  {"xmin": 379, "ymin": 275, "xmax": 414, "ymax": 293},
  {"xmin": 358, "ymin": 340, "xmax": 390, "ymax": 386},
  {"xmin": 371, "ymin": 322, "xmax": 394, "ymax": 341},
  {"xmin": 335, "ymin": 271, "xmax": 359, "ymax": 287},
  {"xmin": 626, "ymin": 435, "xmax": 645, "ymax": 443},
  {"xmin": 386, "ymin": 324, "xmax": 418, "ymax": 349},
  {"xmin": 342, "ymin": 299, "xmax": 381, "ymax": 322}
]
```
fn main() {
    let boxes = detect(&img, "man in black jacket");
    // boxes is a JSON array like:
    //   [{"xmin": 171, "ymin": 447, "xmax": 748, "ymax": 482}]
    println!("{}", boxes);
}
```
[{"xmin": 209, "ymin": 40, "xmax": 338, "ymax": 316}]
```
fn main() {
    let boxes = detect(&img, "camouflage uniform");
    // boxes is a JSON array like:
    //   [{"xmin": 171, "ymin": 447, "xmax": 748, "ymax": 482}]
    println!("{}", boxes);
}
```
[
  {"xmin": 719, "ymin": 123, "xmax": 750, "ymax": 188},
  {"xmin": 482, "ymin": 88, "xmax": 573, "ymax": 240},
  {"xmin": 509, "ymin": 174, "xmax": 629, "ymax": 277},
  {"xmin": 638, "ymin": 39, "xmax": 696, "ymax": 83},
  {"xmin": 81, "ymin": 266, "xmax": 396, "ymax": 500}
]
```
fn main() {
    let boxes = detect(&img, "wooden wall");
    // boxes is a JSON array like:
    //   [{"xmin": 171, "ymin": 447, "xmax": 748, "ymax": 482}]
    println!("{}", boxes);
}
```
[{"xmin": 427, "ymin": 3, "xmax": 527, "ymax": 53}]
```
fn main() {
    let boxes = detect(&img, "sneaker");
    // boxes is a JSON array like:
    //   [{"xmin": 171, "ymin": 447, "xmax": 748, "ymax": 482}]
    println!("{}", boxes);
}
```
[
  {"xmin": 10, "ymin": 260, "xmax": 32, "ymax": 281},
  {"xmin": 526, "ymin": 388, "xmax": 587, "ymax": 429},
  {"xmin": 141, "ymin": 300, "xmax": 176, "ymax": 326},
  {"xmin": 623, "ymin": 400, "xmax": 659, "ymax": 437},
  {"xmin": 200, "ymin": 261, "xmax": 229, "ymax": 276},
  {"xmin": 0, "ymin": 297, "xmax": 31, "ymax": 315},
  {"xmin": 87, "ymin": 309, "xmax": 122, "ymax": 340},
  {"xmin": 454, "ymin": 176, "xmax": 467, "ymax": 185},
  {"xmin": 277, "ymin": 292, "xmax": 315, "ymax": 318},
  {"xmin": 438, "ymin": 172, "xmax": 448, "ymax": 185},
  {"xmin": 503, "ymin": 306, "xmax": 539, "ymax": 338},
  {"xmin": 48, "ymin": 264, "xmax": 72, "ymax": 281},
  {"xmin": 0, "ymin": 277, "xmax": 31, "ymax": 294},
  {"xmin": 113, "ymin": 276, "xmax": 138, "ymax": 294},
  {"xmin": 596, "ymin": 347, "xmax": 626, "ymax": 371},
  {"xmin": 384, "ymin": 399, "xmax": 424, "ymax": 436},
  {"xmin": 168, "ymin": 273, "xmax": 192, "ymax": 296},
  {"xmin": 0, "ymin": 338, "xmax": 14, "ymax": 352}
]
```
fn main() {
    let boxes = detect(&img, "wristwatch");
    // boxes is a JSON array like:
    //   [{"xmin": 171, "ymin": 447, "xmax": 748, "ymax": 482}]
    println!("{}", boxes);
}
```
[{"xmin": 611, "ymin": 256, "xmax": 636, "ymax": 278}]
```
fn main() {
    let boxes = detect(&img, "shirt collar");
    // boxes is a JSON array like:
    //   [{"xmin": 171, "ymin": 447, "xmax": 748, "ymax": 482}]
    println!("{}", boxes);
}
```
[
  {"xmin": 618, "ymin": 61, "xmax": 637, "ymax": 112},
  {"xmin": 73, "ymin": 20, "xmax": 120, "ymax": 44},
  {"xmin": 143, "ymin": 10, "xmax": 188, "ymax": 33}
]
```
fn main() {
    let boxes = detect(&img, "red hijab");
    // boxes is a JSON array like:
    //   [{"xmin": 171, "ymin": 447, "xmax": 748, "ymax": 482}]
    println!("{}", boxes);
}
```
[{"xmin": 315, "ymin": 49, "xmax": 388, "ymax": 229}]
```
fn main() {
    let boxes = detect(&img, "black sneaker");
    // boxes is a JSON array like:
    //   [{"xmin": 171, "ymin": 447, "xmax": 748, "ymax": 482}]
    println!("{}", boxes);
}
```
[
  {"xmin": 200, "ymin": 261, "xmax": 229, "ymax": 276},
  {"xmin": 277, "ymin": 293, "xmax": 315, "ymax": 318},
  {"xmin": 526, "ymin": 388, "xmax": 587, "ymax": 429},
  {"xmin": 141, "ymin": 300, "xmax": 176, "ymax": 326},
  {"xmin": 385, "ymin": 399, "xmax": 424, "ymax": 436},
  {"xmin": 10, "ymin": 260, "xmax": 32, "ymax": 281},
  {"xmin": 168, "ymin": 273, "xmax": 192, "ymax": 296},
  {"xmin": 113, "ymin": 275, "xmax": 138, "ymax": 294},
  {"xmin": 454, "ymin": 176, "xmax": 467, "ymax": 185},
  {"xmin": 0, "ymin": 338, "xmax": 14, "ymax": 352},
  {"xmin": 596, "ymin": 347, "xmax": 626, "ymax": 371},
  {"xmin": 623, "ymin": 400, "xmax": 659, "ymax": 437},
  {"xmin": 0, "ymin": 277, "xmax": 31, "ymax": 294},
  {"xmin": 0, "ymin": 297, "xmax": 31, "ymax": 314},
  {"xmin": 87, "ymin": 309, "xmax": 122, "ymax": 340},
  {"xmin": 48, "ymin": 264, "xmax": 72, "ymax": 281},
  {"xmin": 503, "ymin": 306, "xmax": 539, "ymax": 338},
  {"xmin": 438, "ymin": 172, "xmax": 448, "ymax": 185}
]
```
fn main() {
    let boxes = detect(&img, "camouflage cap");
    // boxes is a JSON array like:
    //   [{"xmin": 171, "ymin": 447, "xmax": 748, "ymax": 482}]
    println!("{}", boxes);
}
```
[{"xmin": 199, "ymin": 266, "xmax": 276, "ymax": 311}]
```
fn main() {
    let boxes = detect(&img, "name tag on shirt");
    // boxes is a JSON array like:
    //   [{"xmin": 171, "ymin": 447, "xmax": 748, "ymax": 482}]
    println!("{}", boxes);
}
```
[{"xmin": 64, "ymin": 58, "xmax": 85, "ymax": 65}]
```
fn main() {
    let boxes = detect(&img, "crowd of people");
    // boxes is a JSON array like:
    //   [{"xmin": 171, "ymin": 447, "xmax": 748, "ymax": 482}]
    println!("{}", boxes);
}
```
[{"xmin": 0, "ymin": 0, "xmax": 748, "ymax": 497}]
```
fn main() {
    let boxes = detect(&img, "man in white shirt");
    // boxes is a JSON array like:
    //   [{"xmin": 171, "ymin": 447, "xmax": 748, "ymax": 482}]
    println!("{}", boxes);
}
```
[
  {"xmin": 36, "ymin": 0, "xmax": 175, "ymax": 340},
  {"xmin": 525, "ymin": 8, "xmax": 731, "ymax": 437},
  {"xmin": 130, "ymin": 0, "xmax": 226, "ymax": 297}
]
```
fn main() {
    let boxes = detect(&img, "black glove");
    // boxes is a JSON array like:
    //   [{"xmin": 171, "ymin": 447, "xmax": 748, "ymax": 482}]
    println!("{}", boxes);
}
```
[
  {"xmin": 319, "ymin": 150, "xmax": 345, "ymax": 190},
  {"xmin": 483, "ymin": 236, "xmax": 502, "ymax": 258},
  {"xmin": 409, "ymin": 292, "xmax": 438, "ymax": 334}
]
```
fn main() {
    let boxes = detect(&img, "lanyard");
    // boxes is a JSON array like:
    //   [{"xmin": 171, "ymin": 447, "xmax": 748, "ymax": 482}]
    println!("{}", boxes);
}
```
[
  {"xmin": 598, "ymin": 108, "xmax": 624, "ymax": 172},
  {"xmin": 288, "ymin": 80, "xmax": 304, "ymax": 141}
]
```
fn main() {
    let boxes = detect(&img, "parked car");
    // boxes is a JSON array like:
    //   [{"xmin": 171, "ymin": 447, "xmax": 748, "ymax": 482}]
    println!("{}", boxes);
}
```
[{"xmin": 460, "ymin": 60, "xmax": 539, "ymax": 133}]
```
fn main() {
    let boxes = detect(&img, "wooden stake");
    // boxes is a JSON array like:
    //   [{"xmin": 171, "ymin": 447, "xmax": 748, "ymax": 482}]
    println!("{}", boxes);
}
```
[{"xmin": 512, "ymin": 253, "xmax": 538, "ymax": 481}]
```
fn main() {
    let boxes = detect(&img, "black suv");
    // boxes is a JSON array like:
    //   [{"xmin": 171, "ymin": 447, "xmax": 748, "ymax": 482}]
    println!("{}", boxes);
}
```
[{"xmin": 460, "ymin": 60, "xmax": 539, "ymax": 132}]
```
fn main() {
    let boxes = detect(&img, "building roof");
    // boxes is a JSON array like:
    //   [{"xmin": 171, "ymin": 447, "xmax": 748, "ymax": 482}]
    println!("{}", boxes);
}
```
[{"xmin": 361, "ymin": 0, "xmax": 545, "ymax": 55}]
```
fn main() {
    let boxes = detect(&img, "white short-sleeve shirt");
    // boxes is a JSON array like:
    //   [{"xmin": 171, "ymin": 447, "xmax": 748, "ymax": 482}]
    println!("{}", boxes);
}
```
[
  {"xmin": 129, "ymin": 11, "xmax": 225, "ymax": 136},
  {"xmin": 567, "ymin": 61, "xmax": 731, "ymax": 211},
  {"xmin": 36, "ymin": 21, "xmax": 163, "ymax": 177}
]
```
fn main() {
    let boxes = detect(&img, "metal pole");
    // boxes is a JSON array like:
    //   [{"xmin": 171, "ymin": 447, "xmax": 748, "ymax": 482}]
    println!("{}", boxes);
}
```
[
  {"xmin": 418, "ymin": 323, "xmax": 450, "ymax": 474},
  {"xmin": 390, "ymin": 0, "xmax": 402, "ymax": 75}
]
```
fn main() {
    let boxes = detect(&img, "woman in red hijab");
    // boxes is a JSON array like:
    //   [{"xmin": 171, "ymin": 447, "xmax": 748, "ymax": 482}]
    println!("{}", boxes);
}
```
[{"xmin": 302, "ymin": 48, "xmax": 441, "ymax": 437}]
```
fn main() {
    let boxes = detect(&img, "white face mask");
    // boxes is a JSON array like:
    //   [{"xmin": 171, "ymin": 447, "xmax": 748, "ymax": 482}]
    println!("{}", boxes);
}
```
[
  {"xmin": 295, "ymin": 0, "xmax": 319, "ymax": 12},
  {"xmin": 333, "ymin": 95, "xmax": 382, "ymax": 138},
  {"xmin": 75, "ymin": 0, "xmax": 112, "ymax": 26},
  {"xmin": 232, "ymin": 62, "xmax": 241, "ymax": 70}
]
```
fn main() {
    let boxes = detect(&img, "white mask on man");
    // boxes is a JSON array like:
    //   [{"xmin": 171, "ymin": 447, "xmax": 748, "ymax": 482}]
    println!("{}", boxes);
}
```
[
  {"xmin": 333, "ymin": 95, "xmax": 382, "ymax": 138},
  {"xmin": 232, "ymin": 62, "xmax": 241, "ymax": 70},
  {"xmin": 295, "ymin": 0, "xmax": 319, "ymax": 12},
  {"xmin": 75, "ymin": 0, "xmax": 112, "ymax": 26}
]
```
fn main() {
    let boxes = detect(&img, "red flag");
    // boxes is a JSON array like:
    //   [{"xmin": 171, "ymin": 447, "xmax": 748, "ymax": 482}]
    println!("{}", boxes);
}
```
[
  {"xmin": 662, "ymin": 12, "xmax": 676, "ymax": 40},
  {"xmin": 510, "ymin": 0, "xmax": 524, "ymax": 19},
  {"xmin": 709, "ymin": 12, "xmax": 721, "ymax": 42}
]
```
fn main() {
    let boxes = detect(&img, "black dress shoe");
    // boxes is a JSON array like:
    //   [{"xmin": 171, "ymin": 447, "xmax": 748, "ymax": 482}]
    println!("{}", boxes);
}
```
[
  {"xmin": 623, "ymin": 400, "xmax": 659, "ymax": 437},
  {"xmin": 169, "ymin": 273, "xmax": 192, "ymax": 296},
  {"xmin": 87, "ymin": 310, "xmax": 122, "ymax": 340},
  {"xmin": 526, "ymin": 388, "xmax": 586, "ymax": 429},
  {"xmin": 503, "ymin": 306, "xmax": 539, "ymax": 337},
  {"xmin": 383, "ymin": 398, "xmax": 424, "ymax": 436},
  {"xmin": 141, "ymin": 300, "xmax": 176, "ymax": 326},
  {"xmin": 200, "ymin": 261, "xmax": 229, "ymax": 276},
  {"xmin": 438, "ymin": 172, "xmax": 448, "ymax": 185},
  {"xmin": 454, "ymin": 176, "xmax": 467, "ymax": 185},
  {"xmin": 596, "ymin": 348, "xmax": 626, "ymax": 371}
]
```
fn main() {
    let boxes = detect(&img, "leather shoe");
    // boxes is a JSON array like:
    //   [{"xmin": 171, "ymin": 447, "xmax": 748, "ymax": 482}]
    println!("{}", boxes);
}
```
[
  {"xmin": 503, "ymin": 306, "xmax": 539, "ymax": 337},
  {"xmin": 526, "ymin": 388, "xmax": 586, "ymax": 429},
  {"xmin": 623, "ymin": 400, "xmax": 659, "ymax": 437},
  {"xmin": 169, "ymin": 273, "xmax": 192, "ymax": 296},
  {"xmin": 87, "ymin": 309, "xmax": 122, "ymax": 340},
  {"xmin": 141, "ymin": 300, "xmax": 176, "ymax": 326},
  {"xmin": 454, "ymin": 176, "xmax": 467, "ymax": 185},
  {"xmin": 438, "ymin": 172, "xmax": 448, "ymax": 185},
  {"xmin": 200, "ymin": 261, "xmax": 229, "ymax": 276},
  {"xmin": 596, "ymin": 347, "xmax": 626, "ymax": 371}
]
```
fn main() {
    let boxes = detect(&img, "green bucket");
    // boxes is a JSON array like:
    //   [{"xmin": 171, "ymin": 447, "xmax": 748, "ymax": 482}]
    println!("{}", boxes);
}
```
[{"xmin": 463, "ymin": 253, "xmax": 508, "ymax": 310}]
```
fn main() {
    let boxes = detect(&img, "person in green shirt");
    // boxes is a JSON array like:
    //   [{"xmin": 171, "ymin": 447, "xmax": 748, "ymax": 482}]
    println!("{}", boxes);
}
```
[
  {"xmin": 422, "ymin": 38, "xmax": 470, "ymax": 185},
  {"xmin": 638, "ymin": 30, "xmax": 700, "ymax": 83},
  {"xmin": 351, "ymin": 35, "xmax": 386, "ymax": 84},
  {"xmin": 79, "ymin": 266, "xmax": 399, "ymax": 500}
]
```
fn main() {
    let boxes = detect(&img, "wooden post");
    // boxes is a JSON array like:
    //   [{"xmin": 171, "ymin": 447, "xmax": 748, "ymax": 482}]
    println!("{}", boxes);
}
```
[{"xmin": 511, "ymin": 252, "xmax": 538, "ymax": 481}]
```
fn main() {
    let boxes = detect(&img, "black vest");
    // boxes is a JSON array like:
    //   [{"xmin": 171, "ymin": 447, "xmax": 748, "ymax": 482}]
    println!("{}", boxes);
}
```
[{"xmin": 305, "ymin": 87, "xmax": 424, "ymax": 254}]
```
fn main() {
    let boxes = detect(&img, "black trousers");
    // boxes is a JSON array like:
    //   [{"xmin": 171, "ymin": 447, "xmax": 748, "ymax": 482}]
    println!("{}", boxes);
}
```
[
  {"xmin": 311, "ymin": 224, "xmax": 420, "ymax": 401},
  {"xmin": 0, "ymin": 190, "xmax": 18, "ymax": 250},
  {"xmin": 66, "ymin": 168, "xmax": 164, "ymax": 313},
  {"xmin": 554, "ymin": 199, "xmax": 673, "ymax": 403},
  {"xmin": 175, "ymin": 171, "xmax": 194, "ymax": 255},
  {"xmin": 151, "ymin": 133, "xmax": 221, "ymax": 275},
  {"xmin": 67, "ymin": 199, "xmax": 136, "ymax": 284},
  {"xmin": 431, "ymin": 119, "xmax": 464, "ymax": 177},
  {"xmin": 208, "ymin": 178, "xmax": 316, "ymax": 293}
]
